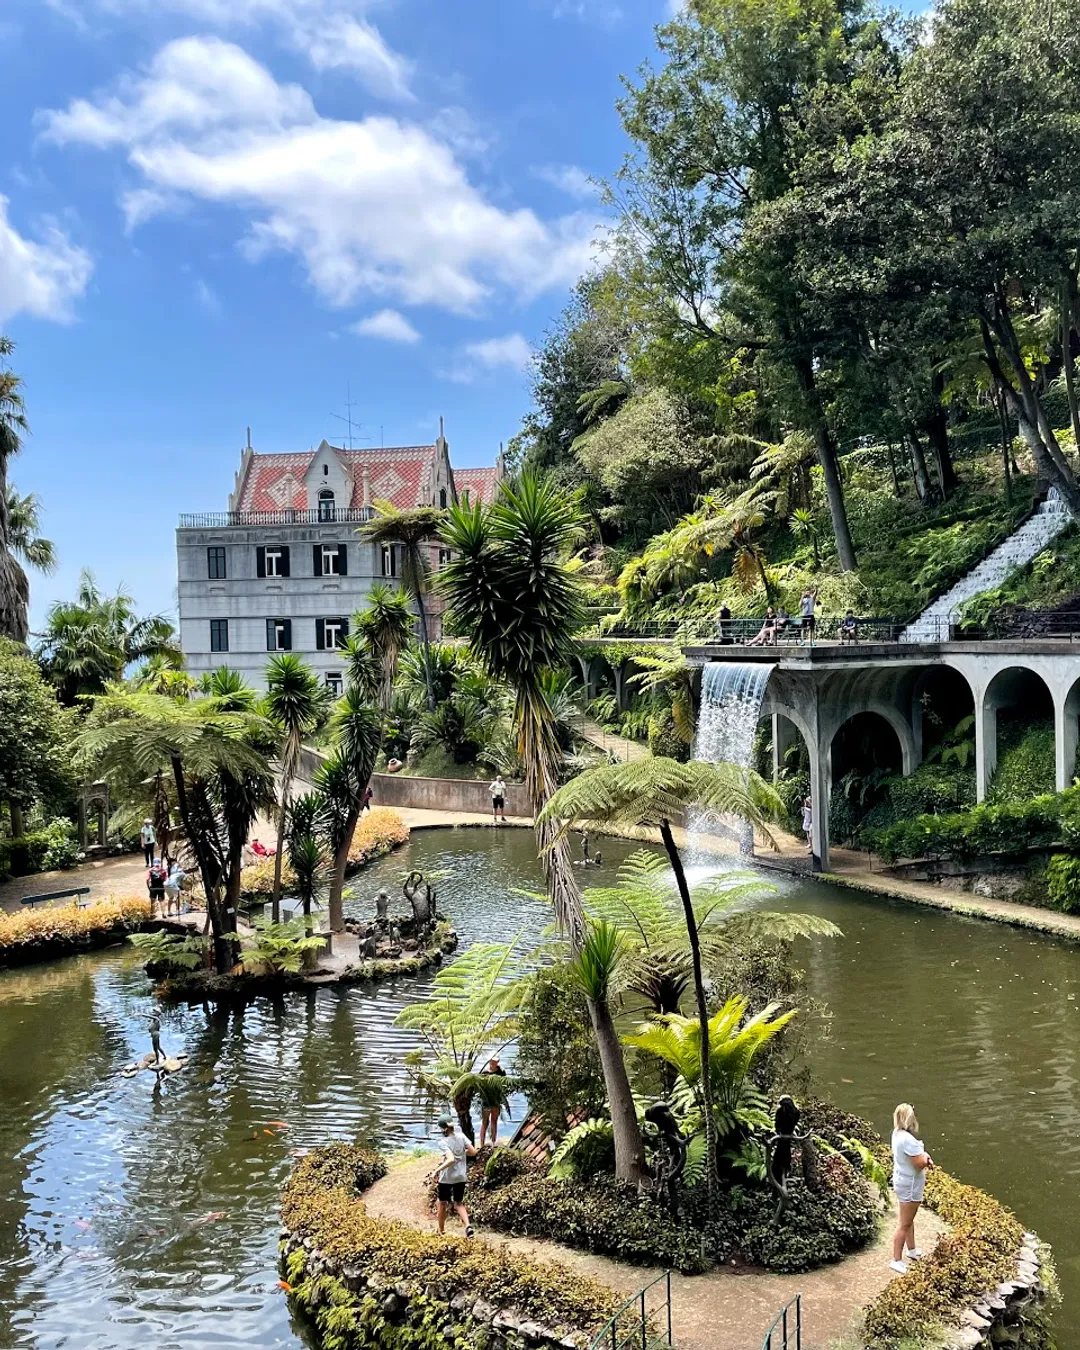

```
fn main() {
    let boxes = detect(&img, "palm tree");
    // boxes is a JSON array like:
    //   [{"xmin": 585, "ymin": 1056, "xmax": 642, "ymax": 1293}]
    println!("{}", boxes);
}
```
[
  {"xmin": 439, "ymin": 472, "xmax": 647, "ymax": 1185},
  {"xmin": 353, "ymin": 583, "xmax": 415, "ymax": 712},
  {"xmin": 361, "ymin": 503, "xmax": 443, "ymax": 711},
  {"xmin": 540, "ymin": 755, "xmax": 781, "ymax": 1209},
  {"xmin": 315, "ymin": 687, "xmax": 382, "ymax": 932},
  {"xmin": 38, "ymin": 570, "xmax": 182, "ymax": 703},
  {"xmin": 265, "ymin": 654, "xmax": 324, "ymax": 923},
  {"xmin": 0, "ymin": 337, "xmax": 30, "ymax": 642},
  {"xmin": 5, "ymin": 488, "xmax": 56, "ymax": 575},
  {"xmin": 582, "ymin": 849, "xmax": 839, "ymax": 1016},
  {"xmin": 78, "ymin": 686, "xmax": 272, "ymax": 973},
  {"xmin": 789, "ymin": 508, "xmax": 821, "ymax": 569}
]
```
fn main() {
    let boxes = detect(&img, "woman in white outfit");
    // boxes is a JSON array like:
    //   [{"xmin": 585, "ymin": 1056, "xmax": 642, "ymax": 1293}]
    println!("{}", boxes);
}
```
[{"xmin": 890, "ymin": 1102, "xmax": 933, "ymax": 1274}]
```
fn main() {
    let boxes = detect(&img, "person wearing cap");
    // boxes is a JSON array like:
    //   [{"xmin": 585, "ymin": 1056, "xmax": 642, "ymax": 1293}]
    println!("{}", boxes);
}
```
[
  {"xmin": 140, "ymin": 819, "xmax": 156, "ymax": 867},
  {"xmin": 434, "ymin": 1113, "xmax": 476, "ymax": 1237}
]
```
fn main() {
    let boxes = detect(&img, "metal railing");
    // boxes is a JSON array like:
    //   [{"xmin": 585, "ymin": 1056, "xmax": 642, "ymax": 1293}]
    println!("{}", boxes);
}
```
[
  {"xmin": 761, "ymin": 1294, "xmax": 802, "ymax": 1350},
  {"xmin": 177, "ymin": 507, "xmax": 376, "ymax": 528},
  {"xmin": 577, "ymin": 614, "xmax": 909, "ymax": 645},
  {"xmin": 588, "ymin": 1271, "xmax": 673, "ymax": 1350}
]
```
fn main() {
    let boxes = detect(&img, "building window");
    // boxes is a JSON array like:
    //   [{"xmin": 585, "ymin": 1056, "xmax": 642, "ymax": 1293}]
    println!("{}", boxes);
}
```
[
  {"xmin": 381, "ymin": 544, "xmax": 397, "ymax": 577},
  {"xmin": 210, "ymin": 619, "xmax": 229, "ymax": 652},
  {"xmin": 257, "ymin": 544, "xmax": 290, "ymax": 578},
  {"xmin": 325, "ymin": 671, "xmax": 343, "ymax": 697},
  {"xmin": 318, "ymin": 489, "xmax": 336, "ymax": 522},
  {"xmin": 313, "ymin": 543, "xmax": 348, "ymax": 576},
  {"xmin": 439, "ymin": 488, "xmax": 447, "ymax": 508},
  {"xmin": 323, "ymin": 463, "xmax": 329, "ymax": 476},
  {"xmin": 438, "ymin": 548, "xmax": 452, "ymax": 567},
  {"xmin": 266, "ymin": 618, "xmax": 292, "ymax": 652},
  {"xmin": 316, "ymin": 617, "xmax": 349, "ymax": 651},
  {"xmin": 207, "ymin": 546, "xmax": 227, "ymax": 579}
]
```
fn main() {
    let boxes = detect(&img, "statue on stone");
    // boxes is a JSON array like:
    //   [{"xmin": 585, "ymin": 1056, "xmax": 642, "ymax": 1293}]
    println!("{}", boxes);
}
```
[
  {"xmin": 373, "ymin": 889, "xmax": 391, "ymax": 928},
  {"xmin": 148, "ymin": 1013, "xmax": 163, "ymax": 1067},
  {"xmin": 403, "ymin": 871, "xmax": 436, "ymax": 930}
]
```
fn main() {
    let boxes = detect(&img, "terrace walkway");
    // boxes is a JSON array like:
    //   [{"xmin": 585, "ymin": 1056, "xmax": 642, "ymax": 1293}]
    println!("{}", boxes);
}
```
[{"xmin": 363, "ymin": 1155, "xmax": 946, "ymax": 1350}]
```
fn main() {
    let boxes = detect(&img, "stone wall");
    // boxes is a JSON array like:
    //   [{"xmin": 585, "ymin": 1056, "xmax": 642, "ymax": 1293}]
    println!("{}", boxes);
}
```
[
  {"xmin": 944, "ymin": 1235, "xmax": 1050, "ymax": 1350},
  {"xmin": 370, "ymin": 772, "xmax": 531, "ymax": 818}
]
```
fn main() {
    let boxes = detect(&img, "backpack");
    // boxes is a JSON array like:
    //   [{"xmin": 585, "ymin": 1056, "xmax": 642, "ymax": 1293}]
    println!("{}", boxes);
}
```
[{"xmin": 149, "ymin": 864, "xmax": 167, "ymax": 886}]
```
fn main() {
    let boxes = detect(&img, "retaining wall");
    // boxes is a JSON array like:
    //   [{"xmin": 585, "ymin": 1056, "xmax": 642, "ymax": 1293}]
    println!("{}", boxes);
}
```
[{"xmin": 370, "ymin": 772, "xmax": 530, "ymax": 817}]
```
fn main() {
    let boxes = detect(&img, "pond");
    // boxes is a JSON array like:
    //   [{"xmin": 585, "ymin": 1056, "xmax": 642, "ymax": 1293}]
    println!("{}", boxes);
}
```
[{"xmin": 0, "ymin": 828, "xmax": 1077, "ymax": 1348}]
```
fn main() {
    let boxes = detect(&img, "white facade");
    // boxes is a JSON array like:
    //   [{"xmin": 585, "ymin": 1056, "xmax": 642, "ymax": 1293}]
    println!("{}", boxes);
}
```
[{"xmin": 176, "ymin": 432, "xmax": 496, "ymax": 690}]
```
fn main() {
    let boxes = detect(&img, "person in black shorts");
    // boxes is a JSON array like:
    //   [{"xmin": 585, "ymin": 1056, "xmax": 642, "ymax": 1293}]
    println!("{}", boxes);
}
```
[
  {"xmin": 434, "ymin": 1114, "xmax": 477, "ymax": 1236},
  {"xmin": 488, "ymin": 774, "xmax": 507, "ymax": 824}
]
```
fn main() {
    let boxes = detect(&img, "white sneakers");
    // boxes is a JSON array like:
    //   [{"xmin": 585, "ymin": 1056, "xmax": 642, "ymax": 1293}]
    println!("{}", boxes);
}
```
[
  {"xmin": 888, "ymin": 1260, "xmax": 909, "ymax": 1275},
  {"xmin": 905, "ymin": 1247, "xmax": 924, "ymax": 1260}
]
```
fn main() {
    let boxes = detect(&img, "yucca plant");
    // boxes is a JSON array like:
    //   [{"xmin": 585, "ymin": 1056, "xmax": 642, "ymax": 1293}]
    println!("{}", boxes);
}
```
[{"xmin": 265, "ymin": 653, "xmax": 324, "ymax": 923}]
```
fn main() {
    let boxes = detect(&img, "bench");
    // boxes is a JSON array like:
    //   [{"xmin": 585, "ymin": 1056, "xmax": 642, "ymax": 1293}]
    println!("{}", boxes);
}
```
[{"xmin": 20, "ymin": 887, "xmax": 91, "ymax": 910}]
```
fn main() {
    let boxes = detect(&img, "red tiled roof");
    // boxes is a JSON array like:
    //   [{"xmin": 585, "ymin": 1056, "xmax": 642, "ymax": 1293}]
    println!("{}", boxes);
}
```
[
  {"xmin": 454, "ymin": 467, "xmax": 501, "ymax": 506},
  {"xmin": 236, "ymin": 445, "xmax": 437, "ymax": 512}
]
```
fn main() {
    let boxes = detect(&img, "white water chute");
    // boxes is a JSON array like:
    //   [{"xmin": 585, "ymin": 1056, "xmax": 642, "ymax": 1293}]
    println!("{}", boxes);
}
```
[{"xmin": 691, "ymin": 662, "xmax": 776, "ymax": 854}]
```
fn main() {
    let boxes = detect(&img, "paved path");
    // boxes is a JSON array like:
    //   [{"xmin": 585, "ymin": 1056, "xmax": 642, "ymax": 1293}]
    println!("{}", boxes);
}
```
[
  {"xmin": 577, "ymin": 718, "xmax": 650, "ymax": 763},
  {"xmin": 0, "ymin": 852, "xmax": 149, "ymax": 916},
  {"xmin": 363, "ymin": 1156, "xmax": 945, "ymax": 1350}
]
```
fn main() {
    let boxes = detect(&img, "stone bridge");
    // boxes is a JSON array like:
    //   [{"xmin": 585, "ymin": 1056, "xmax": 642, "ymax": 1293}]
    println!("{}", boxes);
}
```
[{"xmin": 683, "ymin": 640, "xmax": 1080, "ymax": 870}]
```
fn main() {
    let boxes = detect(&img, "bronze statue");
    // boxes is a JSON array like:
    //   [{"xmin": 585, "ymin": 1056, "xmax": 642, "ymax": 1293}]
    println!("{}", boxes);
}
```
[
  {"xmin": 403, "ymin": 871, "xmax": 436, "ymax": 929},
  {"xmin": 765, "ymin": 1094, "xmax": 821, "ymax": 1222}
]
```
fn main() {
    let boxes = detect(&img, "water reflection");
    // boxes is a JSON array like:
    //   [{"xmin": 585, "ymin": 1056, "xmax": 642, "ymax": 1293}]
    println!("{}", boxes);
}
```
[{"xmin": 0, "ymin": 832, "xmax": 1078, "ymax": 1346}]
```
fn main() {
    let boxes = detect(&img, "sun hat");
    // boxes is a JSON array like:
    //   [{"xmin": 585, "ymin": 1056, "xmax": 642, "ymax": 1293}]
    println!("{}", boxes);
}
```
[{"xmin": 436, "ymin": 1113, "xmax": 454, "ymax": 1129}]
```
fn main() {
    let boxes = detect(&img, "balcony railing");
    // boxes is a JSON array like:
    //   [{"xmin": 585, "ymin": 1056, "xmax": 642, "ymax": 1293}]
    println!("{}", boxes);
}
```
[{"xmin": 178, "ymin": 507, "xmax": 376, "ymax": 529}]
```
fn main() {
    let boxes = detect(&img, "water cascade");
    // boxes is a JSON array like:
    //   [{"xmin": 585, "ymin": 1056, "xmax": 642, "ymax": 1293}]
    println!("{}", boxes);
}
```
[
  {"xmin": 900, "ymin": 489, "xmax": 1071, "ymax": 643},
  {"xmin": 691, "ymin": 661, "xmax": 775, "ymax": 853}
]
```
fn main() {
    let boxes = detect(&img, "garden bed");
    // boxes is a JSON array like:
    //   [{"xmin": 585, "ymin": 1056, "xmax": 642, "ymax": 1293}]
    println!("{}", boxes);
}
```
[
  {"xmin": 0, "ymin": 897, "xmax": 151, "ymax": 970},
  {"xmin": 153, "ymin": 920, "xmax": 459, "ymax": 1003},
  {"xmin": 279, "ymin": 1144, "xmax": 620, "ymax": 1350}
]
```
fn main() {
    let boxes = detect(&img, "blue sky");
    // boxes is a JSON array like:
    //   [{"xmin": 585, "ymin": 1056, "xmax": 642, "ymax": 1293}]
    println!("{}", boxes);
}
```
[{"xmin": 1, "ymin": 0, "xmax": 671, "ymax": 628}]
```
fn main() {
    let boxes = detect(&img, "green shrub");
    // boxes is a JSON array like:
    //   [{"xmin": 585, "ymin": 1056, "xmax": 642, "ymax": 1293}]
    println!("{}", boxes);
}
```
[
  {"xmin": 483, "ymin": 1145, "xmax": 532, "ymax": 1187},
  {"xmin": 648, "ymin": 706, "xmax": 689, "ymax": 762},
  {"xmin": 0, "ymin": 819, "xmax": 82, "ymax": 878},
  {"xmin": 466, "ymin": 1165, "xmax": 719, "ymax": 1274},
  {"xmin": 1045, "ymin": 854, "xmax": 1080, "ymax": 913},
  {"xmin": 863, "ymin": 1168, "xmax": 1031, "ymax": 1347},
  {"xmin": 281, "ymin": 1144, "xmax": 619, "ymax": 1340},
  {"xmin": 884, "ymin": 764, "xmax": 975, "ymax": 820},
  {"xmin": 729, "ymin": 1152, "xmax": 877, "ymax": 1273},
  {"xmin": 867, "ymin": 786, "xmax": 1080, "ymax": 864},
  {"xmin": 988, "ymin": 723, "xmax": 1055, "ymax": 804}
]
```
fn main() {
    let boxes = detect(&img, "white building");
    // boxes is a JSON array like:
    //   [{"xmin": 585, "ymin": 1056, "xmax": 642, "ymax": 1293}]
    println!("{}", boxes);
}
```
[{"xmin": 176, "ymin": 426, "xmax": 501, "ymax": 689}]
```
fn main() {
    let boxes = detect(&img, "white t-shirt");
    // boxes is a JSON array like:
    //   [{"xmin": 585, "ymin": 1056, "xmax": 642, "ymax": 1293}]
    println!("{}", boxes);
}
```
[
  {"xmin": 892, "ymin": 1128, "xmax": 925, "ymax": 1186},
  {"xmin": 489, "ymin": 780, "xmax": 505, "ymax": 800},
  {"xmin": 440, "ymin": 1130, "xmax": 469, "ymax": 1183}
]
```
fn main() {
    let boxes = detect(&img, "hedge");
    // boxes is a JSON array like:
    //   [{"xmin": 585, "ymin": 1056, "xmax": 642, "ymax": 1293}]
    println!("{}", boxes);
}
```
[
  {"xmin": 280, "ymin": 1143, "xmax": 620, "ymax": 1347},
  {"xmin": 866, "ymin": 786, "xmax": 1080, "ymax": 865},
  {"xmin": 1045, "ymin": 853, "xmax": 1080, "ymax": 914},
  {"xmin": 863, "ymin": 1169, "xmax": 1030, "ymax": 1348},
  {"xmin": 0, "ymin": 821, "xmax": 82, "ymax": 879},
  {"xmin": 0, "ymin": 896, "xmax": 150, "ymax": 968}
]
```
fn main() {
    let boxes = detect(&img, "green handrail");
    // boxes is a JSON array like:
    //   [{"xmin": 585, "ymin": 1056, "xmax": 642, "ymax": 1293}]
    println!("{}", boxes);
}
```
[
  {"xmin": 588, "ymin": 1270, "xmax": 673, "ymax": 1350},
  {"xmin": 760, "ymin": 1293, "xmax": 802, "ymax": 1350}
]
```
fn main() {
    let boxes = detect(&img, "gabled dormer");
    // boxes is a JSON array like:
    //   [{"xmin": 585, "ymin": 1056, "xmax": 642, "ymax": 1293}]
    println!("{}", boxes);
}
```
[{"xmin": 305, "ymin": 441, "xmax": 356, "ymax": 519}]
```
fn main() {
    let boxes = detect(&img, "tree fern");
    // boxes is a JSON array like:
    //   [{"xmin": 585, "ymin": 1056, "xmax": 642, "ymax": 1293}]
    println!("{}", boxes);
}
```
[{"xmin": 548, "ymin": 1117, "xmax": 615, "ymax": 1179}]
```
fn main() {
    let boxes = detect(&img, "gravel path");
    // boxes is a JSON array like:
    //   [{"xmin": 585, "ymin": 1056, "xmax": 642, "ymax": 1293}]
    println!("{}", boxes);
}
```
[{"xmin": 362, "ymin": 1156, "xmax": 946, "ymax": 1350}]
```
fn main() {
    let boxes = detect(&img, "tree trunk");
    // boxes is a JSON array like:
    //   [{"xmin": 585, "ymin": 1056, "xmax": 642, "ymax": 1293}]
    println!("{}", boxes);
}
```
[
  {"xmin": 1062, "ymin": 275, "xmax": 1080, "ymax": 456},
  {"xmin": 328, "ymin": 806, "xmax": 360, "ymax": 933},
  {"xmin": 884, "ymin": 440, "xmax": 902, "ymax": 496},
  {"xmin": 9, "ymin": 801, "xmax": 23, "ymax": 838},
  {"xmin": 414, "ymin": 586, "xmax": 437, "ymax": 713},
  {"xmin": 454, "ymin": 1088, "xmax": 476, "ymax": 1145},
  {"xmin": 169, "ymin": 756, "xmax": 235, "ymax": 974},
  {"xmin": 660, "ymin": 819, "xmax": 716, "ymax": 1216},
  {"xmin": 518, "ymin": 682, "xmax": 647, "ymax": 1184},
  {"xmin": 997, "ymin": 392, "xmax": 1014, "ymax": 504},
  {"xmin": 793, "ymin": 357, "xmax": 856, "ymax": 570},
  {"xmin": 905, "ymin": 428, "xmax": 934, "ymax": 502},
  {"xmin": 0, "ymin": 450, "xmax": 28, "ymax": 643},
  {"xmin": 926, "ymin": 371, "xmax": 957, "ymax": 498},
  {"xmin": 271, "ymin": 806, "xmax": 287, "ymax": 925}
]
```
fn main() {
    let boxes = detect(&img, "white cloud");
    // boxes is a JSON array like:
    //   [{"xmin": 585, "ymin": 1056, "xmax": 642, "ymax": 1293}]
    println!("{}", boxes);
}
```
[
  {"xmin": 47, "ymin": 0, "xmax": 414, "ymax": 100},
  {"xmin": 194, "ymin": 277, "xmax": 222, "ymax": 314},
  {"xmin": 39, "ymin": 39, "xmax": 599, "ymax": 315},
  {"xmin": 349, "ymin": 307, "xmax": 419, "ymax": 343},
  {"xmin": 444, "ymin": 332, "xmax": 533, "ymax": 382},
  {"xmin": 534, "ymin": 163, "xmax": 599, "ymax": 199},
  {"xmin": 0, "ymin": 196, "xmax": 93, "ymax": 323}
]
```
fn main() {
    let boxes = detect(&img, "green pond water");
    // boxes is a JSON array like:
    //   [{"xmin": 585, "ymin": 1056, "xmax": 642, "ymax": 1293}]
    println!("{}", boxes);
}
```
[{"xmin": 0, "ymin": 829, "xmax": 1076, "ymax": 1348}]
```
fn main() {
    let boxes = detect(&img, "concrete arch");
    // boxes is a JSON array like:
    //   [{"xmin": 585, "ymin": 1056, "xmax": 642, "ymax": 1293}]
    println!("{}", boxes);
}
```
[
  {"xmin": 909, "ymin": 665, "xmax": 976, "ymax": 762},
  {"xmin": 977, "ymin": 665, "xmax": 1056, "ymax": 802},
  {"xmin": 1060, "ymin": 674, "xmax": 1080, "ymax": 791},
  {"xmin": 825, "ymin": 701, "xmax": 918, "ymax": 777}
]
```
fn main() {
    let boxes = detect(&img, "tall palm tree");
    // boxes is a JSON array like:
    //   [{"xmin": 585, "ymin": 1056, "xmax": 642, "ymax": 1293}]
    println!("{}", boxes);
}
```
[
  {"xmin": 315, "ymin": 686, "xmax": 382, "ymax": 932},
  {"xmin": 38, "ymin": 570, "xmax": 181, "ymax": 703},
  {"xmin": 361, "ymin": 503, "xmax": 443, "ymax": 711},
  {"xmin": 439, "ymin": 472, "xmax": 647, "ymax": 1185},
  {"xmin": 5, "ymin": 487, "xmax": 55, "ymax": 575},
  {"xmin": 0, "ymin": 337, "xmax": 30, "ymax": 642},
  {"xmin": 78, "ymin": 686, "xmax": 272, "ymax": 973},
  {"xmin": 540, "ymin": 755, "xmax": 783, "ymax": 1211},
  {"xmin": 265, "ymin": 654, "xmax": 324, "ymax": 923},
  {"xmin": 353, "ymin": 583, "xmax": 415, "ymax": 712}
]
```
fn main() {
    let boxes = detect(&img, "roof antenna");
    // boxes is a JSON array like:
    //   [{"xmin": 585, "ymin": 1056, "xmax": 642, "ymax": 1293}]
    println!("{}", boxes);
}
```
[
  {"xmin": 439, "ymin": 415, "xmax": 444, "ymax": 440},
  {"xmin": 331, "ymin": 380, "xmax": 370, "ymax": 452},
  {"xmin": 246, "ymin": 426, "xmax": 252, "ymax": 451}
]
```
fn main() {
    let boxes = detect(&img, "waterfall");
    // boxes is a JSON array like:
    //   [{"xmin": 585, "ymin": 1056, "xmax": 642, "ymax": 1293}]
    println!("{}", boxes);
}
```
[
  {"xmin": 900, "ymin": 489, "xmax": 1071, "ymax": 643},
  {"xmin": 691, "ymin": 661, "xmax": 775, "ymax": 854}
]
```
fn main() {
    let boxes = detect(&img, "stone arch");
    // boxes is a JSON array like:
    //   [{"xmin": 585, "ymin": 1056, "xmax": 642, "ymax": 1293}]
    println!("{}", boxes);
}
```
[
  {"xmin": 910, "ymin": 665, "xmax": 976, "ymax": 762},
  {"xmin": 978, "ymin": 666, "xmax": 1055, "ymax": 801},
  {"xmin": 1060, "ymin": 674, "xmax": 1080, "ymax": 791},
  {"xmin": 824, "ymin": 701, "xmax": 917, "ymax": 776}
]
